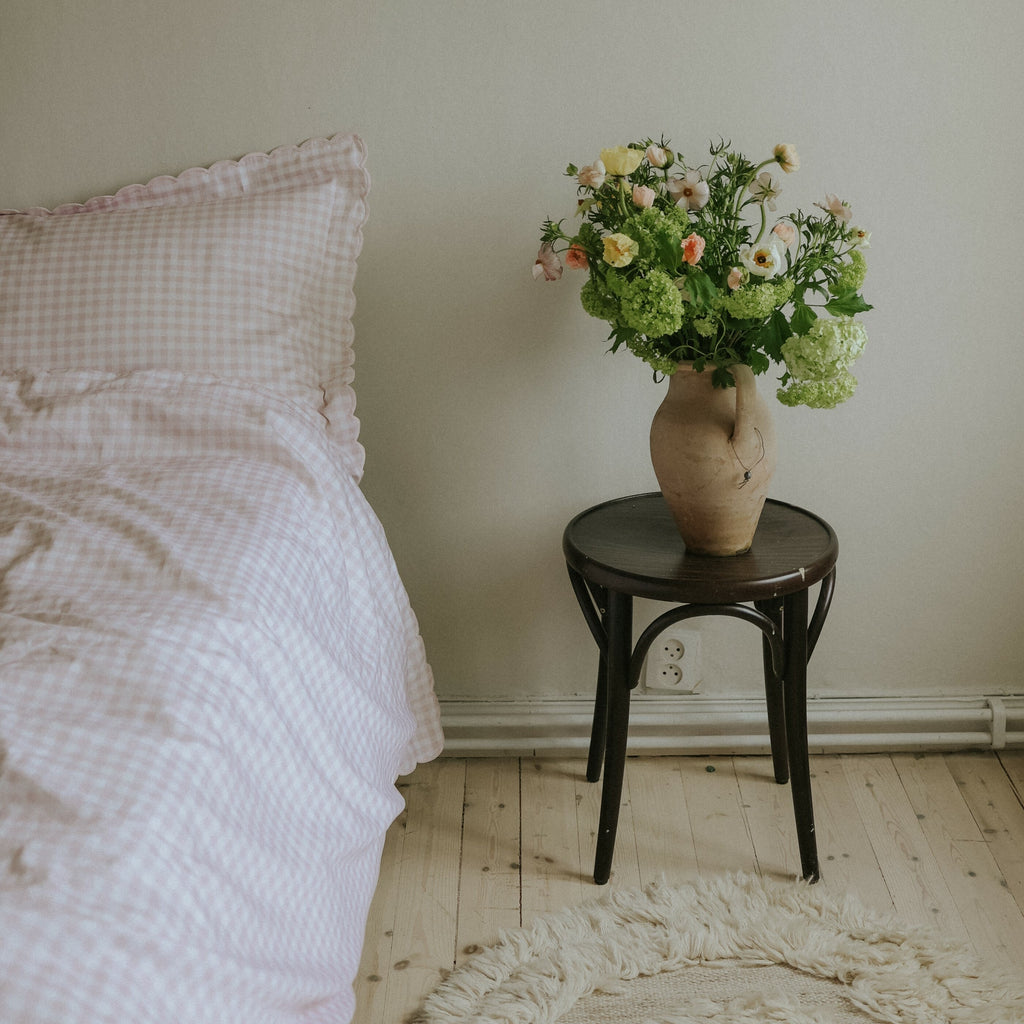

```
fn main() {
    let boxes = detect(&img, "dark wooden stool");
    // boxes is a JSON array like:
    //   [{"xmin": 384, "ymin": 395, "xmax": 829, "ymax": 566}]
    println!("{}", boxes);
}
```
[{"xmin": 563, "ymin": 492, "xmax": 838, "ymax": 884}]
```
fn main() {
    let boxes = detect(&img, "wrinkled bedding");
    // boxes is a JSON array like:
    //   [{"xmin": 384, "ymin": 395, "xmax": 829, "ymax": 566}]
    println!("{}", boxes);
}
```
[{"xmin": 0, "ymin": 370, "xmax": 442, "ymax": 1024}]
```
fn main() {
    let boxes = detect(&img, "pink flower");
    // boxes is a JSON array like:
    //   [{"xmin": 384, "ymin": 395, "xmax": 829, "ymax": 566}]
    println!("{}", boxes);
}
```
[
  {"xmin": 565, "ymin": 244, "xmax": 589, "ymax": 270},
  {"xmin": 681, "ymin": 233, "xmax": 706, "ymax": 266},
  {"xmin": 667, "ymin": 170, "xmax": 709, "ymax": 210},
  {"xmin": 577, "ymin": 160, "xmax": 606, "ymax": 189},
  {"xmin": 727, "ymin": 267, "xmax": 746, "ymax": 290},
  {"xmin": 772, "ymin": 222, "xmax": 797, "ymax": 248},
  {"xmin": 532, "ymin": 243, "xmax": 562, "ymax": 281},
  {"xmin": 816, "ymin": 193, "xmax": 852, "ymax": 222},
  {"xmin": 645, "ymin": 144, "xmax": 671, "ymax": 168},
  {"xmin": 632, "ymin": 184, "xmax": 657, "ymax": 209}
]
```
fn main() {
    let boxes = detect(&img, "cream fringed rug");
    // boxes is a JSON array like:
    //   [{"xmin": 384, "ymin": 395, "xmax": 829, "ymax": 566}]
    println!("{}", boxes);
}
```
[{"xmin": 416, "ymin": 874, "xmax": 1024, "ymax": 1024}]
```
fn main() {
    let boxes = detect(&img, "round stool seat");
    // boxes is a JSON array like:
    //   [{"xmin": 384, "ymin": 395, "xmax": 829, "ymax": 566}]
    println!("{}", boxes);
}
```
[{"xmin": 563, "ymin": 494, "xmax": 837, "ymax": 604}]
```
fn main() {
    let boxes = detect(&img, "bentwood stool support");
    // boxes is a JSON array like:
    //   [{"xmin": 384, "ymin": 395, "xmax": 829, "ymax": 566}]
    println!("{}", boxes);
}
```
[{"xmin": 563, "ymin": 493, "xmax": 838, "ymax": 885}]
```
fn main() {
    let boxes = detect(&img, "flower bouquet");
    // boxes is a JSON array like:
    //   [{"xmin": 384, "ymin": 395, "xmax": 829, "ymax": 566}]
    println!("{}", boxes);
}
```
[{"xmin": 534, "ymin": 138, "xmax": 871, "ymax": 408}]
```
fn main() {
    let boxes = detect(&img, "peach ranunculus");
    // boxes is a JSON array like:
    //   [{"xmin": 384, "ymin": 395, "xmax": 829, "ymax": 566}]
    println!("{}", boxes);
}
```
[
  {"xmin": 632, "ymin": 184, "xmax": 657, "ymax": 208},
  {"xmin": 603, "ymin": 233, "xmax": 639, "ymax": 268},
  {"xmin": 666, "ymin": 170, "xmax": 709, "ymax": 211},
  {"xmin": 681, "ymin": 232, "xmax": 706, "ymax": 266},
  {"xmin": 600, "ymin": 146, "xmax": 644, "ymax": 177},
  {"xmin": 773, "ymin": 143, "xmax": 800, "ymax": 173},
  {"xmin": 532, "ymin": 243, "xmax": 562, "ymax": 281},
  {"xmin": 565, "ymin": 244, "xmax": 589, "ymax": 270},
  {"xmin": 577, "ymin": 160, "xmax": 606, "ymax": 189},
  {"xmin": 772, "ymin": 222, "xmax": 797, "ymax": 248},
  {"xmin": 645, "ymin": 144, "xmax": 672, "ymax": 168},
  {"xmin": 727, "ymin": 266, "xmax": 746, "ymax": 290}
]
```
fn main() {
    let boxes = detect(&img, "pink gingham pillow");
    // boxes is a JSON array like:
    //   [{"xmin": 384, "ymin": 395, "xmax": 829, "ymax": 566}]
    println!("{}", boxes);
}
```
[{"xmin": 0, "ymin": 134, "xmax": 368, "ymax": 433}]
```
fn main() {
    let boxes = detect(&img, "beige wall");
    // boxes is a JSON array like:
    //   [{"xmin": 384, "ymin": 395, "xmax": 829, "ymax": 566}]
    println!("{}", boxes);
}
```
[{"xmin": 3, "ymin": 1, "xmax": 1022, "ymax": 704}]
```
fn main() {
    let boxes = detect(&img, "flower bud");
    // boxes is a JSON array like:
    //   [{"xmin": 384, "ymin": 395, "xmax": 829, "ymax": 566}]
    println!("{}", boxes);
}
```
[
  {"xmin": 772, "ymin": 222, "xmax": 797, "ymax": 248},
  {"xmin": 631, "ymin": 185, "xmax": 657, "ymax": 209},
  {"xmin": 645, "ymin": 145, "xmax": 672, "ymax": 169}
]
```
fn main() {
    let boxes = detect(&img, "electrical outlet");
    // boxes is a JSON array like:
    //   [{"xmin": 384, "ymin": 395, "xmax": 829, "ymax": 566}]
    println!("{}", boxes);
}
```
[{"xmin": 643, "ymin": 626, "xmax": 702, "ymax": 693}]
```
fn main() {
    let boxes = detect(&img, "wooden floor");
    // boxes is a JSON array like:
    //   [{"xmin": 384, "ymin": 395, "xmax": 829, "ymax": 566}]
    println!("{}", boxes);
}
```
[{"xmin": 356, "ymin": 751, "xmax": 1024, "ymax": 1023}]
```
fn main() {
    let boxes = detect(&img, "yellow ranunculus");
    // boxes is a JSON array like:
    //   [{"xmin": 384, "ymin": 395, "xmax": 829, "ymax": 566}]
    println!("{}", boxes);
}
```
[
  {"xmin": 600, "ymin": 146, "xmax": 644, "ymax": 177},
  {"xmin": 603, "ymin": 233, "xmax": 638, "ymax": 268}
]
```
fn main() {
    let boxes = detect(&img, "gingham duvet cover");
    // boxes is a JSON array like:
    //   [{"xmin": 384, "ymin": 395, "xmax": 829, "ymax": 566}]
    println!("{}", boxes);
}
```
[{"xmin": 0, "ymin": 369, "xmax": 442, "ymax": 1023}]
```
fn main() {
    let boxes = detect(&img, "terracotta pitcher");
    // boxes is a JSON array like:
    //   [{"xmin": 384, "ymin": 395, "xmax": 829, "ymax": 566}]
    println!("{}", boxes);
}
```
[{"xmin": 649, "ymin": 363, "xmax": 776, "ymax": 555}]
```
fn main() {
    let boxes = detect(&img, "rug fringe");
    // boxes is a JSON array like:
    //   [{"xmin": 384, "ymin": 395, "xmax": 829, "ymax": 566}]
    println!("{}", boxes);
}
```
[{"xmin": 416, "ymin": 872, "xmax": 1024, "ymax": 1024}]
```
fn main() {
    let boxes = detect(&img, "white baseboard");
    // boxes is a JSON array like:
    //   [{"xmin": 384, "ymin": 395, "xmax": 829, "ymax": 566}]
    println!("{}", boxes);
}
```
[{"xmin": 439, "ymin": 694, "xmax": 1024, "ymax": 757}]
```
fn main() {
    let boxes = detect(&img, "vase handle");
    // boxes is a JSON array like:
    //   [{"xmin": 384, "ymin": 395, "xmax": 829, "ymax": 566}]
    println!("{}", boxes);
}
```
[{"xmin": 730, "ymin": 364, "xmax": 760, "ymax": 450}]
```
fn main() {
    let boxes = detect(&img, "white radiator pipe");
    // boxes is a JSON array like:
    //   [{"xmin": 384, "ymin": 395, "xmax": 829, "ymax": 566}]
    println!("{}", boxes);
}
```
[{"xmin": 439, "ymin": 695, "xmax": 1024, "ymax": 757}]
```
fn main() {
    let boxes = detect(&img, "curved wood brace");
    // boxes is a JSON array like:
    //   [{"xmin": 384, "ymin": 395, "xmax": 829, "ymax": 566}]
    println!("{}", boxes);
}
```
[
  {"xmin": 808, "ymin": 568, "xmax": 836, "ymax": 660},
  {"xmin": 628, "ymin": 603, "xmax": 784, "ymax": 689},
  {"xmin": 567, "ymin": 567, "xmax": 607, "ymax": 649}
]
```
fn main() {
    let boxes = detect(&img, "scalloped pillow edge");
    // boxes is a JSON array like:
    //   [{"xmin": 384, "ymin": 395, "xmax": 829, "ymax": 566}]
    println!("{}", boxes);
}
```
[{"xmin": 0, "ymin": 134, "xmax": 370, "ymax": 217}]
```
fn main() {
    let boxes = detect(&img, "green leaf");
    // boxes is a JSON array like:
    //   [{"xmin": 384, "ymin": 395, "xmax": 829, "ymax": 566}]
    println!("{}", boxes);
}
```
[
  {"xmin": 685, "ymin": 269, "xmax": 719, "ymax": 308},
  {"xmin": 657, "ymin": 233, "xmax": 682, "ymax": 274},
  {"xmin": 747, "ymin": 350, "xmax": 770, "ymax": 376},
  {"xmin": 790, "ymin": 301, "xmax": 817, "ymax": 337},
  {"xmin": 754, "ymin": 310, "xmax": 791, "ymax": 363},
  {"xmin": 608, "ymin": 323, "xmax": 636, "ymax": 354},
  {"xmin": 825, "ymin": 292, "xmax": 873, "ymax": 316},
  {"xmin": 711, "ymin": 365, "xmax": 736, "ymax": 389}
]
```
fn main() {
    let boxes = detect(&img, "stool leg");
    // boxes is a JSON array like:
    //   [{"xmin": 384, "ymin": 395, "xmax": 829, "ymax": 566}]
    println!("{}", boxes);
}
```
[
  {"xmin": 586, "ymin": 652, "xmax": 608, "ymax": 783},
  {"xmin": 594, "ymin": 589, "xmax": 632, "ymax": 885},
  {"xmin": 782, "ymin": 587, "xmax": 820, "ymax": 882},
  {"xmin": 756, "ymin": 597, "xmax": 788, "ymax": 784}
]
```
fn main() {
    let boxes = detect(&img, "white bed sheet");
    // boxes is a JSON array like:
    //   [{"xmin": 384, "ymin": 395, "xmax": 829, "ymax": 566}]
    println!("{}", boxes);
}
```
[{"xmin": 0, "ymin": 369, "xmax": 442, "ymax": 1024}]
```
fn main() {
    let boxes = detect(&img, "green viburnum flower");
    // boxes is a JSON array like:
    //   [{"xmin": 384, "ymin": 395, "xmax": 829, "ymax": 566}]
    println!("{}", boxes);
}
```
[
  {"xmin": 777, "ymin": 371, "xmax": 858, "ymax": 409},
  {"xmin": 720, "ymin": 279, "xmax": 795, "ymax": 320},
  {"xmin": 579, "ymin": 276, "xmax": 620, "ymax": 323},
  {"xmin": 781, "ymin": 315, "xmax": 867, "ymax": 382},
  {"xmin": 693, "ymin": 317, "xmax": 718, "ymax": 338},
  {"xmin": 618, "ymin": 271, "xmax": 685, "ymax": 338},
  {"xmin": 625, "ymin": 206, "xmax": 690, "ymax": 268},
  {"xmin": 829, "ymin": 249, "xmax": 867, "ymax": 296},
  {"xmin": 626, "ymin": 334, "xmax": 680, "ymax": 377}
]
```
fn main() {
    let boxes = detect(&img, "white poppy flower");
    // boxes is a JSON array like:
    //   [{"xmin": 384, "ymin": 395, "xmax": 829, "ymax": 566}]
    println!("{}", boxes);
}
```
[{"xmin": 739, "ymin": 239, "xmax": 785, "ymax": 278}]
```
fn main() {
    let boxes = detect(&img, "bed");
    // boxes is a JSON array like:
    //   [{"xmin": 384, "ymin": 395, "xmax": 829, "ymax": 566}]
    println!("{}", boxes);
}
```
[{"xmin": 0, "ymin": 134, "xmax": 443, "ymax": 1023}]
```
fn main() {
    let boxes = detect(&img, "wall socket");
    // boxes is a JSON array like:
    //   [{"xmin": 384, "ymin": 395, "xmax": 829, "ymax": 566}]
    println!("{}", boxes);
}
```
[{"xmin": 643, "ymin": 626, "xmax": 703, "ymax": 693}]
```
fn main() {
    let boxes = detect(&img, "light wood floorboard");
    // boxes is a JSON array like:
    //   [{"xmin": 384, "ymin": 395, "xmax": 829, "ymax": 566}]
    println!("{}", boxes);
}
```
[{"xmin": 356, "ymin": 752, "xmax": 1024, "ymax": 1023}]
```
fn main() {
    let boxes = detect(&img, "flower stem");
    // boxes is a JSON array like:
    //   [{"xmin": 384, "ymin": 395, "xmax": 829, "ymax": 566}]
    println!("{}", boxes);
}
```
[
  {"xmin": 732, "ymin": 157, "xmax": 774, "ymax": 223},
  {"xmin": 753, "ymin": 203, "xmax": 767, "ymax": 245}
]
